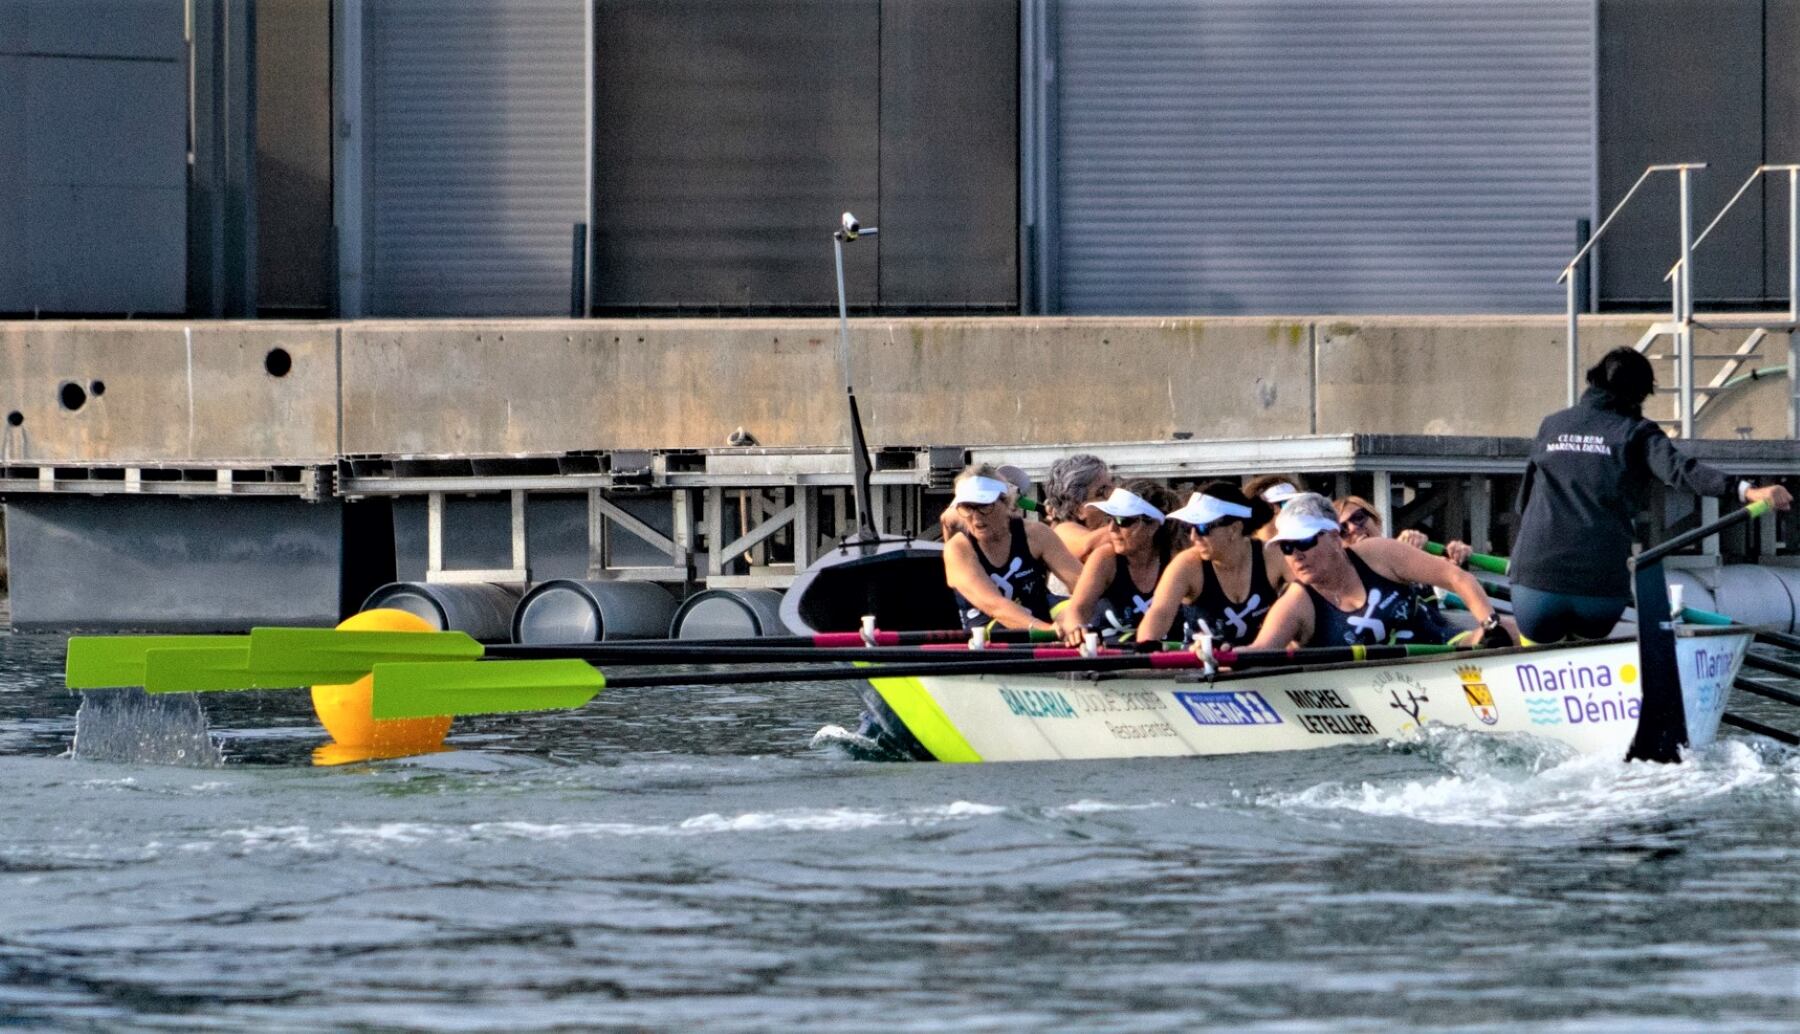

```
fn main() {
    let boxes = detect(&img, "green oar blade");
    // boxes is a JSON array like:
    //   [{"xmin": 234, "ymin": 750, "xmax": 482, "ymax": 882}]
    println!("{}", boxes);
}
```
[
  {"xmin": 371, "ymin": 659, "xmax": 604, "ymax": 719},
  {"xmin": 143, "ymin": 645, "xmax": 255, "ymax": 693},
  {"xmin": 249, "ymin": 627, "xmax": 485, "ymax": 686},
  {"xmin": 66, "ymin": 635, "xmax": 246, "ymax": 689}
]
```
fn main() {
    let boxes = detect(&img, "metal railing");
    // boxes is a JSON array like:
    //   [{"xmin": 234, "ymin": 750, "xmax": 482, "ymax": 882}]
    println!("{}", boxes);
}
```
[{"xmin": 1558, "ymin": 164, "xmax": 1706, "ymax": 418}]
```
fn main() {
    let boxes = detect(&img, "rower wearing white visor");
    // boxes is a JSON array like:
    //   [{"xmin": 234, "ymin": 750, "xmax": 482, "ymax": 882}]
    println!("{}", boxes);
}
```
[
  {"xmin": 1137, "ymin": 481, "xmax": 1286, "ymax": 646},
  {"xmin": 942, "ymin": 465, "xmax": 1084, "ymax": 634},
  {"xmin": 1054, "ymin": 480, "xmax": 1180, "ymax": 645},
  {"xmin": 1242, "ymin": 473, "xmax": 1307, "ymax": 543},
  {"xmin": 1248, "ymin": 493, "xmax": 1507, "ymax": 651}
]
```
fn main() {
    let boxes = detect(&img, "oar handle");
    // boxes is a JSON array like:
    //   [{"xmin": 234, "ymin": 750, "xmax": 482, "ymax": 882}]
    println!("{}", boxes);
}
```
[
  {"xmin": 1424, "ymin": 542, "xmax": 1509, "ymax": 575},
  {"xmin": 1635, "ymin": 500, "xmax": 1772, "ymax": 568}
]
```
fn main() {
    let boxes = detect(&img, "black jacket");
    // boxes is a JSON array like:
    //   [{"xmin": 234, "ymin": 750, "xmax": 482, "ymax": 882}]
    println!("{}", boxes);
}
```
[{"xmin": 1511, "ymin": 388, "xmax": 1736, "ymax": 598}]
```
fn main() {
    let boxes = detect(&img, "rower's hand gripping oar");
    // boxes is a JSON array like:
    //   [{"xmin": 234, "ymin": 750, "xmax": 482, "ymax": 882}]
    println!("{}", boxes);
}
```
[{"xmin": 1626, "ymin": 499, "xmax": 1772, "ymax": 763}]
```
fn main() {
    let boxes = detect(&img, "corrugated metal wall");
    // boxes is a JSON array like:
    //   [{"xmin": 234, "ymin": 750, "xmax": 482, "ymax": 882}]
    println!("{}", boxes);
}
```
[
  {"xmin": 1053, "ymin": 0, "xmax": 1596, "ymax": 315},
  {"xmin": 364, "ymin": 0, "xmax": 586, "ymax": 316}
]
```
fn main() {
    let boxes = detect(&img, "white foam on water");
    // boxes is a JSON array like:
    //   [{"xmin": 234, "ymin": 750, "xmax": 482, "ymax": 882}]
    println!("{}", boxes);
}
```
[
  {"xmin": 206, "ymin": 801, "xmax": 1008, "ymax": 853},
  {"xmin": 1051, "ymin": 799, "xmax": 1170, "ymax": 815},
  {"xmin": 1263, "ymin": 728, "xmax": 1791, "ymax": 829}
]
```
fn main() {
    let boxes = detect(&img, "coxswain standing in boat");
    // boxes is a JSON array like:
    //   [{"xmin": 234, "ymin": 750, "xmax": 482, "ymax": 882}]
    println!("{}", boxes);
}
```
[
  {"xmin": 1054, "ymin": 481, "xmax": 1180, "ymax": 643},
  {"xmin": 943, "ymin": 467, "xmax": 1084, "ymax": 634},
  {"xmin": 1249, "ymin": 493, "xmax": 1508, "ymax": 650},
  {"xmin": 1136, "ymin": 481, "xmax": 1287, "ymax": 646},
  {"xmin": 1510, "ymin": 347, "xmax": 1792, "ymax": 642}
]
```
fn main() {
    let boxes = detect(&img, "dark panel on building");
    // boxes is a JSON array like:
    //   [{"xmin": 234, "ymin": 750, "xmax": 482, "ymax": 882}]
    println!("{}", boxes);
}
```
[
  {"xmin": 1768, "ymin": 0, "xmax": 1800, "ymax": 299},
  {"xmin": 364, "ymin": 0, "xmax": 587, "ymax": 316},
  {"xmin": 591, "ymin": 0, "xmax": 880, "ymax": 311},
  {"xmin": 877, "ymin": 0, "xmax": 1018, "ymax": 309},
  {"xmin": 256, "ymin": 0, "xmax": 333, "ymax": 316},
  {"xmin": 0, "ymin": 0, "xmax": 186, "ymax": 315},
  {"xmin": 4, "ymin": 497, "xmax": 346, "ymax": 632},
  {"xmin": 1598, "ymin": 0, "xmax": 1764, "ymax": 308}
]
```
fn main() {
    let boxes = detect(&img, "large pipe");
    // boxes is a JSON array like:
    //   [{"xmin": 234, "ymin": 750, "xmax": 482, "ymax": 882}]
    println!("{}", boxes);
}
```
[
  {"xmin": 1668, "ymin": 565, "xmax": 1800, "ymax": 633},
  {"xmin": 670, "ymin": 588, "xmax": 786, "ymax": 639},
  {"xmin": 512, "ymin": 579, "xmax": 676, "ymax": 644},
  {"xmin": 361, "ymin": 582, "xmax": 521, "ymax": 642}
]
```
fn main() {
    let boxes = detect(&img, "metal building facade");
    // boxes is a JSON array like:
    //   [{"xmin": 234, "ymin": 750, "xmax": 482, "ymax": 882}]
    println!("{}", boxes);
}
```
[
  {"xmin": 355, "ymin": 0, "xmax": 588, "ymax": 317},
  {"xmin": 1043, "ymin": 0, "xmax": 1598, "ymax": 315}
]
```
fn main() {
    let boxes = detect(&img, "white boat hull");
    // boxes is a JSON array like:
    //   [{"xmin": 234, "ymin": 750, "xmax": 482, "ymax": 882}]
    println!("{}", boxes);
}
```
[{"xmin": 862, "ymin": 631, "xmax": 1751, "ymax": 763}]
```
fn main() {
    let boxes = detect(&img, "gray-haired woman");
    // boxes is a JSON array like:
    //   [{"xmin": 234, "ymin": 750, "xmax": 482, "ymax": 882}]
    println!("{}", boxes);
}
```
[{"xmin": 1042, "ymin": 454, "xmax": 1114, "ymax": 596}]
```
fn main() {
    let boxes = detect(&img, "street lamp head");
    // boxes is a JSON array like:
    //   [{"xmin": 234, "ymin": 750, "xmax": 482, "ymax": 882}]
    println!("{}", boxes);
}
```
[{"xmin": 836, "ymin": 211, "xmax": 877, "ymax": 242}]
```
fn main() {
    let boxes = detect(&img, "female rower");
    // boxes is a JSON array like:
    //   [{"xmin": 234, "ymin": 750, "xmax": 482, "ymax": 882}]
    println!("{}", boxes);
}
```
[
  {"xmin": 1054, "ymin": 480, "xmax": 1180, "ymax": 644},
  {"xmin": 943, "ymin": 466, "xmax": 1084, "ymax": 634},
  {"xmin": 1334, "ymin": 495, "xmax": 1471, "ymax": 566},
  {"xmin": 1511, "ymin": 347, "xmax": 1792, "ymax": 642},
  {"xmin": 1137, "ymin": 482, "xmax": 1286, "ymax": 646},
  {"xmin": 1242, "ymin": 473, "xmax": 1307, "ymax": 541},
  {"xmin": 1249, "ymin": 493, "xmax": 1506, "ymax": 650},
  {"xmin": 1041, "ymin": 454, "xmax": 1114, "ymax": 594}
]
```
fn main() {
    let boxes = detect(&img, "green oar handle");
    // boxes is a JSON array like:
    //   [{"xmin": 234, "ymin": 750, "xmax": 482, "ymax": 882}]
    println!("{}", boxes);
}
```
[{"xmin": 1424, "ymin": 542, "xmax": 1509, "ymax": 575}]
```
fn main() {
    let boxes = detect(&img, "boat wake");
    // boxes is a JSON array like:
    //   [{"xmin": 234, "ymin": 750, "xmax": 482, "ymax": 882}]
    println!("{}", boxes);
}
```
[{"xmin": 1261, "ymin": 726, "xmax": 1795, "ymax": 829}]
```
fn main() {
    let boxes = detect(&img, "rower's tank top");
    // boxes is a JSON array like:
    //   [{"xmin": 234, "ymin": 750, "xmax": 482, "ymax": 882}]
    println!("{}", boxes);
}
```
[
  {"xmin": 1092, "ymin": 553, "xmax": 1159, "ymax": 639},
  {"xmin": 1185, "ymin": 544, "xmax": 1276, "ymax": 645},
  {"xmin": 953, "ymin": 518, "xmax": 1053, "ymax": 631},
  {"xmin": 1302, "ymin": 551, "xmax": 1446, "ymax": 647}
]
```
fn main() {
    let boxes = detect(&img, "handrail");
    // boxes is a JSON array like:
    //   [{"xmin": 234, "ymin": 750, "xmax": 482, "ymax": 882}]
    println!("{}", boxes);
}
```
[
  {"xmin": 1558, "ymin": 163, "xmax": 1706, "ymax": 284},
  {"xmin": 1663, "ymin": 165, "xmax": 1800, "ymax": 282}
]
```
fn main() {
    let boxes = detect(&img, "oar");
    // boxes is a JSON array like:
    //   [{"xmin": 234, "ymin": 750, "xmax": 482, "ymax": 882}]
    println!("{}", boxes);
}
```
[
  {"xmin": 1720, "ymin": 712, "xmax": 1800, "ymax": 747},
  {"xmin": 1743, "ymin": 652, "xmax": 1800, "ymax": 683},
  {"xmin": 368, "ymin": 642, "xmax": 1461, "ymax": 720},
  {"xmin": 1734, "ymin": 676, "xmax": 1800, "ymax": 709},
  {"xmin": 1424, "ymin": 542, "xmax": 1509, "ymax": 575},
  {"xmin": 66, "ymin": 634, "xmax": 246, "ymax": 689},
  {"xmin": 1757, "ymin": 630, "xmax": 1800, "ymax": 653},
  {"xmin": 1627, "ymin": 499, "xmax": 1773, "ymax": 763}
]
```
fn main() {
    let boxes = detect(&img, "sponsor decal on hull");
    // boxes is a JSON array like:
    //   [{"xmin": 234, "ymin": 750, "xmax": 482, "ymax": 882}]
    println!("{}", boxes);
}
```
[
  {"xmin": 1510, "ymin": 656, "xmax": 1642, "ymax": 726},
  {"xmin": 1175, "ymin": 691, "xmax": 1282, "ymax": 727},
  {"xmin": 999, "ymin": 686, "xmax": 1078, "ymax": 719},
  {"xmin": 1282, "ymin": 688, "xmax": 1377, "ymax": 736},
  {"xmin": 1455, "ymin": 665, "xmax": 1498, "ymax": 726}
]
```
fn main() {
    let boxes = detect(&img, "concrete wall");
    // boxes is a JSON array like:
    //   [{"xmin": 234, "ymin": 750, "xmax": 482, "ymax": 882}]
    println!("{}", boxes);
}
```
[{"xmin": 0, "ymin": 317, "xmax": 1790, "ymax": 464}]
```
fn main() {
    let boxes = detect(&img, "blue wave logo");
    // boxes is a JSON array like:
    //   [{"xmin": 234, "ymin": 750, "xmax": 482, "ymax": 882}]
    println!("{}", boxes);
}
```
[{"xmin": 1524, "ymin": 698, "xmax": 1563, "ymax": 726}]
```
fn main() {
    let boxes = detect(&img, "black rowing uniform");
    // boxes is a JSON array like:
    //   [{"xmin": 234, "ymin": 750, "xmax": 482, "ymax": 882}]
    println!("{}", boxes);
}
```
[
  {"xmin": 953, "ymin": 518, "xmax": 1053, "ymax": 631},
  {"xmin": 1092, "ymin": 553, "xmax": 1159, "ymax": 640},
  {"xmin": 1184, "ymin": 546, "xmax": 1276, "ymax": 646},
  {"xmin": 1302, "ymin": 551, "xmax": 1448, "ymax": 647}
]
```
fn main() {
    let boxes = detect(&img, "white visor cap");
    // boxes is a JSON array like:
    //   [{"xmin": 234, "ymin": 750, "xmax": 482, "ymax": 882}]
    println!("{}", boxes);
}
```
[
  {"xmin": 1084, "ymin": 487, "xmax": 1165, "ymax": 524},
  {"xmin": 950, "ymin": 475, "xmax": 1010, "ymax": 507},
  {"xmin": 1260, "ymin": 482, "xmax": 1301, "ymax": 506},
  {"xmin": 1267, "ymin": 508, "xmax": 1341, "ymax": 544},
  {"xmin": 1166, "ymin": 493, "xmax": 1253, "ymax": 528}
]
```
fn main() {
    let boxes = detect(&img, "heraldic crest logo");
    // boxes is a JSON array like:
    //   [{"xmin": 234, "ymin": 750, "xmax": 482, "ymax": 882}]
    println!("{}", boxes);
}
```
[{"xmin": 1455, "ymin": 664, "xmax": 1499, "ymax": 726}]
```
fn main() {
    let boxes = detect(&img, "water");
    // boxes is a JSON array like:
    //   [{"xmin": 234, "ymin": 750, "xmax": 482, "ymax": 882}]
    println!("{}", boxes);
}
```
[{"xmin": 3, "ymin": 628, "xmax": 1797, "ymax": 1031}]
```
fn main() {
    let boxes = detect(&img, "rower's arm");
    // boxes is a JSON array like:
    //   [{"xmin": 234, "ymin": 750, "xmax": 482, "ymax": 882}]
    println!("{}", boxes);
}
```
[
  {"xmin": 1261, "ymin": 540, "xmax": 1289, "ymax": 592},
  {"xmin": 1360, "ymin": 538, "xmax": 1497, "ymax": 626},
  {"xmin": 943, "ymin": 536, "xmax": 1048, "ymax": 631},
  {"xmin": 1027, "ymin": 520, "xmax": 1087, "ymax": 591},
  {"xmin": 1136, "ymin": 550, "xmax": 1200, "ymax": 643},
  {"xmin": 1056, "ymin": 543, "xmax": 1116, "ymax": 644},
  {"xmin": 1248, "ymin": 583, "xmax": 1312, "ymax": 651}
]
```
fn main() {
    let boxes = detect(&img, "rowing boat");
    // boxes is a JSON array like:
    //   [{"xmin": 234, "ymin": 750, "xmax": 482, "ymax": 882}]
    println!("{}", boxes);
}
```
[{"xmin": 856, "ymin": 627, "xmax": 1752, "ymax": 763}]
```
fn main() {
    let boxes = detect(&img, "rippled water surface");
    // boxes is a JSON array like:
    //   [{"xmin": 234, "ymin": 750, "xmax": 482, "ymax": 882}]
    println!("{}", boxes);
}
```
[{"xmin": 3, "ymin": 628, "xmax": 1798, "ymax": 1031}]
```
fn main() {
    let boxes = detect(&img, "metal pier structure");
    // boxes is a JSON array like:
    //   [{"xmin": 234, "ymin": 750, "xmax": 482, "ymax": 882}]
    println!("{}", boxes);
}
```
[{"xmin": 4, "ymin": 434, "xmax": 1794, "ymax": 632}]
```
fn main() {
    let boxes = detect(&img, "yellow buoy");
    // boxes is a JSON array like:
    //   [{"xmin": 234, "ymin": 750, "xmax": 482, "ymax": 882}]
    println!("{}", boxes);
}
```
[{"xmin": 310, "ymin": 608, "xmax": 454, "ymax": 755}]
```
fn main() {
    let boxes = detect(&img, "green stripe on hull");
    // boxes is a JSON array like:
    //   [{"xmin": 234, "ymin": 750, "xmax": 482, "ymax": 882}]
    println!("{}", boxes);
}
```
[{"xmin": 866, "ymin": 676, "xmax": 983, "ymax": 763}]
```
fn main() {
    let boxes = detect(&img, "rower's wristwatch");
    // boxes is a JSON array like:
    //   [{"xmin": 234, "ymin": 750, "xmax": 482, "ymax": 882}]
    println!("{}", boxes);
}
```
[{"xmin": 1480, "ymin": 614, "xmax": 1502, "ymax": 633}]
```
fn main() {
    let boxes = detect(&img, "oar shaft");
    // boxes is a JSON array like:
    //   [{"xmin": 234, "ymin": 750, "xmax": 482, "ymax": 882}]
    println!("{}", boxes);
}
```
[
  {"xmin": 1635, "ymin": 500, "xmax": 1771, "ymax": 568},
  {"xmin": 1736, "ymin": 676, "xmax": 1800, "ymax": 709},
  {"xmin": 1743, "ymin": 652, "xmax": 1800, "ymax": 683},
  {"xmin": 1425, "ymin": 542, "xmax": 1509, "ymax": 575},
  {"xmin": 1721, "ymin": 711, "xmax": 1800, "ymax": 746},
  {"xmin": 1756, "ymin": 630, "xmax": 1800, "ymax": 653},
  {"xmin": 491, "ymin": 644, "xmax": 1111, "ymax": 665}
]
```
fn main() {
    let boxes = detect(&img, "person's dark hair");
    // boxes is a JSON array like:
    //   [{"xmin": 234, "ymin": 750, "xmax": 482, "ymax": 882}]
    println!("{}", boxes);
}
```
[
  {"xmin": 1195, "ymin": 479, "xmax": 1274, "ymax": 534},
  {"xmin": 1044, "ymin": 454, "xmax": 1110, "ymax": 523},
  {"xmin": 1243, "ymin": 472, "xmax": 1307, "ymax": 504},
  {"xmin": 1120, "ymin": 478, "xmax": 1182, "ymax": 567},
  {"xmin": 1585, "ymin": 347, "xmax": 1656, "ymax": 410}
]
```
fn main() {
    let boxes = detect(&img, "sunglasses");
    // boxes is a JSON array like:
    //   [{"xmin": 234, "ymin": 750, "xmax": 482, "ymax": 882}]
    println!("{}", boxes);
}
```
[
  {"xmin": 1277, "ymin": 533, "xmax": 1326, "ymax": 556},
  {"xmin": 1190, "ymin": 517, "xmax": 1239, "ymax": 536},
  {"xmin": 1339, "ymin": 509, "xmax": 1373, "ymax": 534},
  {"xmin": 1111, "ymin": 515, "xmax": 1151, "ymax": 529},
  {"xmin": 957, "ymin": 500, "xmax": 1000, "ymax": 516}
]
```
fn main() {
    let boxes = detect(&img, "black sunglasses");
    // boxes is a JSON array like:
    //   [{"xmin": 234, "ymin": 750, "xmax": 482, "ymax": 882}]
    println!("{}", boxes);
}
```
[
  {"xmin": 1111, "ymin": 515, "xmax": 1150, "ymax": 529},
  {"xmin": 957, "ymin": 500, "xmax": 1000, "ymax": 516},
  {"xmin": 1277, "ymin": 533, "xmax": 1326, "ymax": 556},
  {"xmin": 1190, "ymin": 516, "xmax": 1240, "ymax": 536},
  {"xmin": 1339, "ymin": 509, "xmax": 1372, "ymax": 534}
]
